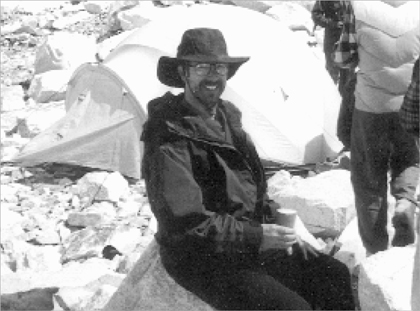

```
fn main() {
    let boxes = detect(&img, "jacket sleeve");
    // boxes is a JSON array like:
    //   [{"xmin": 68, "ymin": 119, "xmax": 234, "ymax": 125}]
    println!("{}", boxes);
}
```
[{"xmin": 142, "ymin": 136, "xmax": 263, "ymax": 255}]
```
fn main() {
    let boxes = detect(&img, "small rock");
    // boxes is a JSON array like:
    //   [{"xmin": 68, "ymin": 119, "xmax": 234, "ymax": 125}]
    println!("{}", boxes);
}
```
[
  {"xmin": 34, "ymin": 227, "xmax": 61, "ymax": 245},
  {"xmin": 61, "ymin": 226, "xmax": 116, "ymax": 263},
  {"xmin": 117, "ymin": 199, "xmax": 141, "ymax": 218},
  {"xmin": 139, "ymin": 202, "xmax": 153, "ymax": 217},
  {"xmin": 67, "ymin": 212, "xmax": 109, "ymax": 228},
  {"xmin": 77, "ymin": 171, "xmax": 129, "ymax": 203}
]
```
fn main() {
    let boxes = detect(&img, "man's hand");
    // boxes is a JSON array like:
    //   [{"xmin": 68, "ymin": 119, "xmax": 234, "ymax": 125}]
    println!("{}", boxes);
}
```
[
  {"xmin": 259, "ymin": 224, "xmax": 297, "ymax": 253},
  {"xmin": 291, "ymin": 236, "xmax": 320, "ymax": 260}
]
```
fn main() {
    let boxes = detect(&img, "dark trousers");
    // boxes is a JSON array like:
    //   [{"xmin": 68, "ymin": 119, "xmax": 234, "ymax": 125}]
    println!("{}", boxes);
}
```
[
  {"xmin": 337, "ymin": 70, "xmax": 356, "ymax": 149},
  {"xmin": 161, "ymin": 245, "xmax": 355, "ymax": 310},
  {"xmin": 351, "ymin": 109, "xmax": 420, "ymax": 254}
]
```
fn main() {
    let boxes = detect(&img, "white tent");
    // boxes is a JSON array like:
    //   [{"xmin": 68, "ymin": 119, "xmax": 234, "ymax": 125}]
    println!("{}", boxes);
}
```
[{"xmin": 10, "ymin": 4, "xmax": 343, "ymax": 180}]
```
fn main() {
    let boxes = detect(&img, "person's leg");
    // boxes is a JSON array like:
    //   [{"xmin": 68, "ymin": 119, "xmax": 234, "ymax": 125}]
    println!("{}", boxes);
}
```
[
  {"xmin": 351, "ymin": 109, "xmax": 390, "ymax": 254},
  {"xmin": 161, "ymin": 248, "xmax": 312, "ymax": 310},
  {"xmin": 337, "ymin": 70, "xmax": 356, "ymax": 150},
  {"xmin": 389, "ymin": 112, "xmax": 419, "ymax": 246},
  {"xmin": 264, "ymin": 247, "xmax": 355, "ymax": 310}
]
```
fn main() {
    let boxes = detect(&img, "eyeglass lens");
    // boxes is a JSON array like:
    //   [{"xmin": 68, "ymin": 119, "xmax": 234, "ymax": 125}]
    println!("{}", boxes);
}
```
[{"xmin": 192, "ymin": 63, "xmax": 228, "ymax": 76}]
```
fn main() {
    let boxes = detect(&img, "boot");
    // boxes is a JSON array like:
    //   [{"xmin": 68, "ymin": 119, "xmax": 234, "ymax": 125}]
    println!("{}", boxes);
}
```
[{"xmin": 391, "ymin": 199, "xmax": 416, "ymax": 247}]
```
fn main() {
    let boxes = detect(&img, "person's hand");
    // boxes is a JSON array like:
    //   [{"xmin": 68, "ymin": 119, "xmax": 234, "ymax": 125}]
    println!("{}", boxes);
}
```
[
  {"xmin": 289, "ymin": 236, "xmax": 320, "ymax": 260},
  {"xmin": 259, "ymin": 224, "xmax": 297, "ymax": 253}
]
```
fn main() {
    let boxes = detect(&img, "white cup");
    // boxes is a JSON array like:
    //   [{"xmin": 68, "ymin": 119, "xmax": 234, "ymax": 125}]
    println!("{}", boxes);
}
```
[{"xmin": 275, "ymin": 208, "xmax": 297, "ymax": 228}]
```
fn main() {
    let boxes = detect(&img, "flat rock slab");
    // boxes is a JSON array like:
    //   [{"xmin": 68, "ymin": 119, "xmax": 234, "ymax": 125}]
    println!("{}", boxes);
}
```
[{"xmin": 103, "ymin": 239, "xmax": 214, "ymax": 311}]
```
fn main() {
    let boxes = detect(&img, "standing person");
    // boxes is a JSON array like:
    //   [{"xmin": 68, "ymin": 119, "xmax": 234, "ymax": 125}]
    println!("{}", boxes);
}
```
[
  {"xmin": 399, "ymin": 57, "xmax": 420, "ymax": 311},
  {"xmin": 311, "ymin": 0, "xmax": 345, "ymax": 84},
  {"xmin": 312, "ymin": 0, "xmax": 356, "ymax": 151},
  {"xmin": 333, "ymin": 1, "xmax": 420, "ymax": 255},
  {"xmin": 141, "ymin": 28, "xmax": 355, "ymax": 310}
]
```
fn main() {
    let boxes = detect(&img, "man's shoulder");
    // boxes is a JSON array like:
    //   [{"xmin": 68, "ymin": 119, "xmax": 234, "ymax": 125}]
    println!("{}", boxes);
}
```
[{"xmin": 147, "ymin": 92, "xmax": 182, "ymax": 118}]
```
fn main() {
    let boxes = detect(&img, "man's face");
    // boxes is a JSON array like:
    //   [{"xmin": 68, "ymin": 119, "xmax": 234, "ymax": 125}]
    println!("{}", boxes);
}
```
[{"xmin": 182, "ymin": 62, "xmax": 228, "ymax": 110}]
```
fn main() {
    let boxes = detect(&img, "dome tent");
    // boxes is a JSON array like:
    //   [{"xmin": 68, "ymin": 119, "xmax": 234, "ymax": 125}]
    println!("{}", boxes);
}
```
[{"xmin": 10, "ymin": 4, "xmax": 342, "ymax": 180}]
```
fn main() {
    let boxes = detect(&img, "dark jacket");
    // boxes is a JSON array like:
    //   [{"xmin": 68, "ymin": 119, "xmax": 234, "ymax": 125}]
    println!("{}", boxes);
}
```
[{"xmin": 141, "ymin": 92, "xmax": 279, "ymax": 255}]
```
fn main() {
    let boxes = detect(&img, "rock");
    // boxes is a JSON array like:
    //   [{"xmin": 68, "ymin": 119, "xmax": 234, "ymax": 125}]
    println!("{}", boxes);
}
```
[
  {"xmin": 84, "ymin": 1, "xmax": 111, "ymax": 14},
  {"xmin": 116, "ymin": 6, "xmax": 155, "ymax": 31},
  {"xmin": 61, "ymin": 224, "xmax": 140, "ymax": 263},
  {"xmin": 83, "ymin": 284, "xmax": 118, "ymax": 311},
  {"xmin": 0, "ymin": 85, "xmax": 26, "ymax": 112},
  {"xmin": 76, "ymin": 171, "xmax": 129, "ymax": 203},
  {"xmin": 333, "ymin": 218, "xmax": 366, "ymax": 273},
  {"xmin": 117, "ymin": 199, "xmax": 141, "ymax": 218},
  {"xmin": 1, "ymin": 287, "xmax": 58, "ymax": 311},
  {"xmin": 231, "ymin": 0, "xmax": 273, "ymax": 12},
  {"xmin": 266, "ymin": 2, "xmax": 314, "ymax": 34},
  {"xmin": 105, "ymin": 0, "xmax": 141, "ymax": 33},
  {"xmin": 139, "ymin": 202, "xmax": 153, "ymax": 217},
  {"xmin": 103, "ymin": 239, "xmax": 214, "ymax": 311},
  {"xmin": 54, "ymin": 271, "xmax": 124, "ymax": 311},
  {"xmin": 2, "ymin": 242, "xmax": 62, "ymax": 273},
  {"xmin": 57, "ymin": 221, "xmax": 72, "ymax": 242},
  {"xmin": 61, "ymin": 226, "xmax": 116, "ymax": 263},
  {"xmin": 106, "ymin": 225, "xmax": 142, "ymax": 254},
  {"xmin": 54, "ymin": 286, "xmax": 96, "ymax": 311},
  {"xmin": 269, "ymin": 170, "xmax": 356, "ymax": 238},
  {"xmin": 28, "ymin": 70, "xmax": 73, "ymax": 103},
  {"xmin": 33, "ymin": 32, "xmax": 96, "ymax": 75},
  {"xmin": 1, "ymin": 259, "xmax": 115, "ymax": 306},
  {"xmin": 148, "ymin": 215, "xmax": 158, "ymax": 234},
  {"xmin": 359, "ymin": 245, "xmax": 417, "ymax": 311},
  {"xmin": 117, "ymin": 234, "xmax": 154, "ymax": 273},
  {"xmin": 67, "ymin": 210, "xmax": 111, "ymax": 228},
  {"xmin": 1, "ymin": 206, "xmax": 25, "ymax": 229},
  {"xmin": 334, "ymin": 213, "xmax": 396, "ymax": 273},
  {"xmin": 33, "ymin": 227, "xmax": 62, "ymax": 245}
]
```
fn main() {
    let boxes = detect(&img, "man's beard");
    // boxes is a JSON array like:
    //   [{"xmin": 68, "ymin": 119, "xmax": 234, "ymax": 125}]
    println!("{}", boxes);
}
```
[{"xmin": 193, "ymin": 79, "xmax": 225, "ymax": 111}]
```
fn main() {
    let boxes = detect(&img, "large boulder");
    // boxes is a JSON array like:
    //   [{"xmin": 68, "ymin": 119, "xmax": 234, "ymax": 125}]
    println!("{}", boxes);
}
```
[
  {"xmin": 28, "ymin": 70, "xmax": 73, "ymax": 103},
  {"xmin": 268, "ymin": 170, "xmax": 356, "ymax": 238},
  {"xmin": 359, "ymin": 245, "xmax": 417, "ymax": 311},
  {"xmin": 33, "ymin": 32, "xmax": 96, "ymax": 75},
  {"xmin": 103, "ymin": 239, "xmax": 215, "ymax": 311}
]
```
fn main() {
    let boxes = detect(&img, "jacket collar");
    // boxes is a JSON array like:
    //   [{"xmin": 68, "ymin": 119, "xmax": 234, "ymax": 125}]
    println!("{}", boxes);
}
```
[{"xmin": 166, "ymin": 98, "xmax": 230, "ymax": 145}]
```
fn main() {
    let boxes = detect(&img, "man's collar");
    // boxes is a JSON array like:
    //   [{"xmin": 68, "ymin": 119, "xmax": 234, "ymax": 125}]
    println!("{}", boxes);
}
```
[{"xmin": 181, "ymin": 96, "xmax": 220, "ymax": 121}]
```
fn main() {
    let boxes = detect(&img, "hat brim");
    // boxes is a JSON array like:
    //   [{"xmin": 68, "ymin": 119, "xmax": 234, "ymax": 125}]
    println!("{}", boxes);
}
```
[{"xmin": 157, "ymin": 55, "xmax": 249, "ymax": 88}]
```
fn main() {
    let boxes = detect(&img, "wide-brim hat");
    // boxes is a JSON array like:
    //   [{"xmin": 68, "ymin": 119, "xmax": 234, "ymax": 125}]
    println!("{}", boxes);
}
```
[{"xmin": 158, "ymin": 28, "xmax": 250, "ymax": 88}]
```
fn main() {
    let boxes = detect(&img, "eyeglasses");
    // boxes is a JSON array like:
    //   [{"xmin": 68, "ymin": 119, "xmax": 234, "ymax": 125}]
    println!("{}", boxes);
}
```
[{"xmin": 188, "ymin": 63, "xmax": 229, "ymax": 76}]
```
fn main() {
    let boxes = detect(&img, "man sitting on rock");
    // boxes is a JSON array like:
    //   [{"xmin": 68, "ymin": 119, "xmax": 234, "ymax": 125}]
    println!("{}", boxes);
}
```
[{"xmin": 141, "ymin": 27, "xmax": 355, "ymax": 310}]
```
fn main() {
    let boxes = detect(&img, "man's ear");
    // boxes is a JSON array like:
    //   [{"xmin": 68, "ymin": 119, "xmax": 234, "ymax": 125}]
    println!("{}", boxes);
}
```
[{"xmin": 177, "ymin": 65, "xmax": 188, "ymax": 83}]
